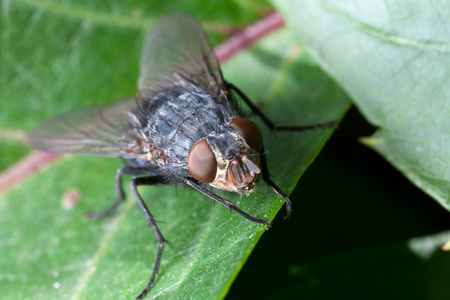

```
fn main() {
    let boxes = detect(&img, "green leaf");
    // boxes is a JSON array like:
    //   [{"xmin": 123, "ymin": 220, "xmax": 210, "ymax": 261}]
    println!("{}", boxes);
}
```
[
  {"xmin": 0, "ymin": 3, "xmax": 349, "ymax": 299},
  {"xmin": 0, "ymin": 138, "xmax": 30, "ymax": 172},
  {"xmin": 272, "ymin": 0, "xmax": 450, "ymax": 210}
]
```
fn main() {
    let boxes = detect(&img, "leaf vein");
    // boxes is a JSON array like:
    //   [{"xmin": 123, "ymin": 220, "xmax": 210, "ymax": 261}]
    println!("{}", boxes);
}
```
[
  {"xmin": 70, "ymin": 197, "xmax": 135, "ymax": 299},
  {"xmin": 319, "ymin": 0, "xmax": 450, "ymax": 52},
  {"xmin": 15, "ymin": 0, "xmax": 153, "ymax": 29},
  {"xmin": 149, "ymin": 206, "xmax": 219, "ymax": 298}
]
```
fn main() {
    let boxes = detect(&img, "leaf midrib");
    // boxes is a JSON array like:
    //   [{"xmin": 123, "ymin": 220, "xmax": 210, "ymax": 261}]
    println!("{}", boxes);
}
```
[{"xmin": 71, "ymin": 195, "xmax": 135, "ymax": 299}]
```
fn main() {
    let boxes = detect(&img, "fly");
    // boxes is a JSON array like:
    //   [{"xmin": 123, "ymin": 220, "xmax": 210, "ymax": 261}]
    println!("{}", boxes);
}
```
[{"xmin": 29, "ymin": 14, "xmax": 336, "ymax": 299}]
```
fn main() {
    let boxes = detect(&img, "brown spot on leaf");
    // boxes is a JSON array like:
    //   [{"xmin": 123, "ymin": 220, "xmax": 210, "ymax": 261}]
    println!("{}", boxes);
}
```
[{"xmin": 61, "ymin": 188, "xmax": 81, "ymax": 210}]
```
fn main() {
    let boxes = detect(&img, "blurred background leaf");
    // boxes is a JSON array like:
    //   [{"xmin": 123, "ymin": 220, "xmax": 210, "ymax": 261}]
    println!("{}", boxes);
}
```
[{"xmin": 272, "ymin": 0, "xmax": 450, "ymax": 212}]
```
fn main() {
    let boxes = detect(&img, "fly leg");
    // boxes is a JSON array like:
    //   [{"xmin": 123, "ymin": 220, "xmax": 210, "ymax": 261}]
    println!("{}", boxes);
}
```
[
  {"xmin": 227, "ymin": 82, "xmax": 337, "ymax": 219},
  {"xmin": 132, "ymin": 176, "xmax": 169, "ymax": 300},
  {"xmin": 85, "ymin": 167, "xmax": 150, "ymax": 219},
  {"xmin": 226, "ymin": 81, "xmax": 338, "ymax": 131},
  {"xmin": 259, "ymin": 147, "xmax": 292, "ymax": 219},
  {"xmin": 185, "ymin": 179, "xmax": 271, "ymax": 229}
]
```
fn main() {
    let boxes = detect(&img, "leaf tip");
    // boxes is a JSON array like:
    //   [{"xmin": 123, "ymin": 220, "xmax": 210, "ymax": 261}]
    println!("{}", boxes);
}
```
[{"xmin": 359, "ymin": 136, "xmax": 384, "ymax": 147}]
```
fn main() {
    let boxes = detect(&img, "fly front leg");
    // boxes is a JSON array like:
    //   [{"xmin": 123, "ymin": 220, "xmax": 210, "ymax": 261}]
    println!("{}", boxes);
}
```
[
  {"xmin": 227, "ymin": 81, "xmax": 337, "ymax": 219},
  {"xmin": 259, "ymin": 147, "xmax": 292, "ymax": 219},
  {"xmin": 85, "ymin": 167, "xmax": 151, "ymax": 219},
  {"xmin": 185, "ymin": 179, "xmax": 271, "ymax": 229},
  {"xmin": 131, "ymin": 176, "xmax": 169, "ymax": 300},
  {"xmin": 227, "ymin": 81, "xmax": 338, "ymax": 131}
]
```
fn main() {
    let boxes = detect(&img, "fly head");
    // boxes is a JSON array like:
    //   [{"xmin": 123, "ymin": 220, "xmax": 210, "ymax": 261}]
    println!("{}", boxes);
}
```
[{"xmin": 187, "ymin": 118, "xmax": 263, "ymax": 193}]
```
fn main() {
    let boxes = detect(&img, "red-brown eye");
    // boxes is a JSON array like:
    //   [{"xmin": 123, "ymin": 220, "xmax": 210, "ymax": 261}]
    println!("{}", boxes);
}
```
[
  {"xmin": 230, "ymin": 118, "xmax": 263, "ymax": 152},
  {"xmin": 188, "ymin": 139, "xmax": 217, "ymax": 183}
]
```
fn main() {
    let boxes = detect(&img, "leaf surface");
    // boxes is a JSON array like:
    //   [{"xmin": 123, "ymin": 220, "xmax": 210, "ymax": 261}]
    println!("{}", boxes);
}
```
[
  {"xmin": 0, "ymin": 2, "xmax": 349, "ymax": 299},
  {"xmin": 273, "ymin": 0, "xmax": 450, "ymax": 210}
]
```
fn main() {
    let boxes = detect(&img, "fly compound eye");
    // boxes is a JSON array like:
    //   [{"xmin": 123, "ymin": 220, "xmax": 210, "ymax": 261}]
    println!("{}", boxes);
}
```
[
  {"xmin": 188, "ymin": 139, "xmax": 218, "ymax": 183},
  {"xmin": 230, "ymin": 118, "xmax": 263, "ymax": 152}
]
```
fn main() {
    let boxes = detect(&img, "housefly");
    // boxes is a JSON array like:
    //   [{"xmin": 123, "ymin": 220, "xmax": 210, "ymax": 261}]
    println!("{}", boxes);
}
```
[{"xmin": 30, "ymin": 14, "xmax": 336, "ymax": 299}]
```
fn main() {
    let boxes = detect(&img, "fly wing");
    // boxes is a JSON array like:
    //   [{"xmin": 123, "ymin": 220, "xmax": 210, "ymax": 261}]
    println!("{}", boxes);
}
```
[
  {"xmin": 138, "ymin": 14, "xmax": 225, "ymax": 96},
  {"xmin": 30, "ymin": 14, "xmax": 225, "ymax": 159},
  {"xmin": 29, "ymin": 98, "xmax": 143, "ymax": 158}
]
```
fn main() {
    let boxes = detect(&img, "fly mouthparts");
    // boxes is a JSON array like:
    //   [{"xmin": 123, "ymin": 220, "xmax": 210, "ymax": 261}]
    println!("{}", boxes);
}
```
[{"xmin": 241, "ymin": 155, "xmax": 260, "ymax": 175}]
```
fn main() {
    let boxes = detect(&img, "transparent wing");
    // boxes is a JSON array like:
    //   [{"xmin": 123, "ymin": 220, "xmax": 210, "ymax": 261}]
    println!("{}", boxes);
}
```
[
  {"xmin": 138, "ymin": 14, "xmax": 225, "ymax": 95},
  {"xmin": 29, "ymin": 98, "xmax": 140, "ymax": 158},
  {"xmin": 30, "ymin": 14, "xmax": 225, "ymax": 159}
]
